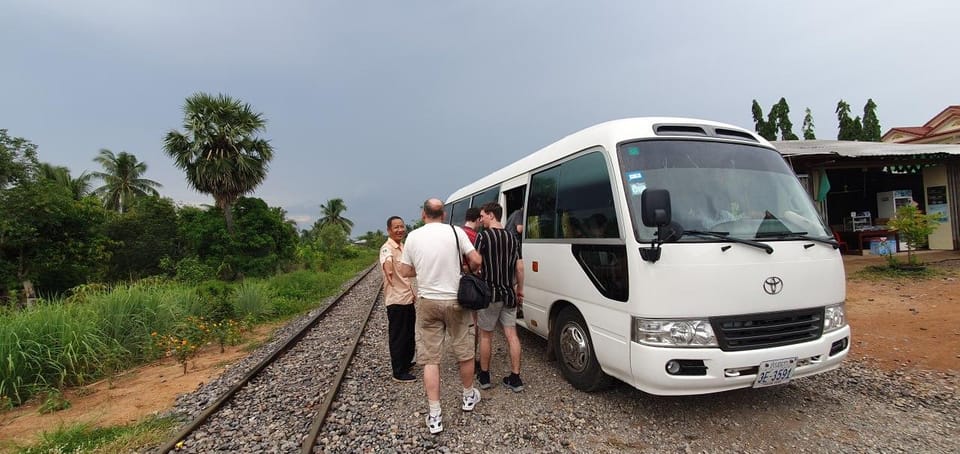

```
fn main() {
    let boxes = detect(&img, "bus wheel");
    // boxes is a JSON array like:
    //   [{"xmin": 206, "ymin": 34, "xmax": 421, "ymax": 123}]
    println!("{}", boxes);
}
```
[{"xmin": 553, "ymin": 307, "xmax": 611, "ymax": 392}]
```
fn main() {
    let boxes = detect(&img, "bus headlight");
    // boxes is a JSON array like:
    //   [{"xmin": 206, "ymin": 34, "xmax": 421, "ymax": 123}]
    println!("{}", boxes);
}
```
[
  {"xmin": 632, "ymin": 318, "xmax": 718, "ymax": 347},
  {"xmin": 823, "ymin": 303, "xmax": 847, "ymax": 333}
]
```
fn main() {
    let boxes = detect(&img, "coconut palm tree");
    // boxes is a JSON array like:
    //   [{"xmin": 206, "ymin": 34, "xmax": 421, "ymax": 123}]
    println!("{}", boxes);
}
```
[
  {"xmin": 91, "ymin": 149, "xmax": 161, "ymax": 213},
  {"xmin": 314, "ymin": 198, "xmax": 354, "ymax": 236},
  {"xmin": 163, "ymin": 93, "xmax": 274, "ymax": 234},
  {"xmin": 37, "ymin": 162, "xmax": 93, "ymax": 200}
]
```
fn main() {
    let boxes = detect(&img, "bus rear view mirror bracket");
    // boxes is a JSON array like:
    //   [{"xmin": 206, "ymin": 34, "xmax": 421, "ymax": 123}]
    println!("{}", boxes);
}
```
[{"xmin": 640, "ymin": 189, "xmax": 672, "ymax": 263}]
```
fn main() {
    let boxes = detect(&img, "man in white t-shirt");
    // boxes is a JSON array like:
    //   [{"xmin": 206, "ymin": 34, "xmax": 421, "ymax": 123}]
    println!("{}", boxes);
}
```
[{"xmin": 398, "ymin": 198, "xmax": 482, "ymax": 435}]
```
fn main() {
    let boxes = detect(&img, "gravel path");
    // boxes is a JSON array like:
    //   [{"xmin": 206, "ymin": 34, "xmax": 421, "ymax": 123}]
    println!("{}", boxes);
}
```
[
  {"xmin": 161, "ymin": 266, "xmax": 960, "ymax": 453},
  {"xmin": 319, "ymin": 298, "xmax": 959, "ymax": 453}
]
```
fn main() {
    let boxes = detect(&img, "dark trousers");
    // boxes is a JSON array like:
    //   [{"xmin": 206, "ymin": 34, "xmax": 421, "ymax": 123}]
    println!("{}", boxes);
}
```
[{"xmin": 387, "ymin": 303, "xmax": 416, "ymax": 377}]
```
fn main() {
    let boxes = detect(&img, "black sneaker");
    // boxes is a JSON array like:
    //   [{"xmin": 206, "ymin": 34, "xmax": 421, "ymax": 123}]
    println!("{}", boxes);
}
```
[
  {"xmin": 392, "ymin": 372, "xmax": 416, "ymax": 383},
  {"xmin": 503, "ymin": 373, "xmax": 524, "ymax": 392},
  {"xmin": 477, "ymin": 370, "xmax": 492, "ymax": 389}
]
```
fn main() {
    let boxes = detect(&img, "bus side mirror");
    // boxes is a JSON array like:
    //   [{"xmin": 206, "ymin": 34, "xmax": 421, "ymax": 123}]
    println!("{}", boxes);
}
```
[{"xmin": 641, "ymin": 189, "xmax": 672, "ymax": 227}]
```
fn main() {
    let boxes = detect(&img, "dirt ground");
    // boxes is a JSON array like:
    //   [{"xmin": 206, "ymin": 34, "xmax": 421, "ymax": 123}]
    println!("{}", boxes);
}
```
[
  {"xmin": 0, "ymin": 323, "xmax": 281, "ymax": 452},
  {"xmin": 2, "ymin": 252, "xmax": 959, "ymax": 450},
  {"xmin": 842, "ymin": 250, "xmax": 960, "ymax": 372}
]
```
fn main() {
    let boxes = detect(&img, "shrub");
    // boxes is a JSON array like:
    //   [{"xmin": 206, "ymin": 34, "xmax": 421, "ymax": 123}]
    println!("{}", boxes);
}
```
[
  {"xmin": 38, "ymin": 387, "xmax": 71, "ymax": 414},
  {"xmin": 887, "ymin": 204, "xmax": 941, "ymax": 266},
  {"xmin": 233, "ymin": 281, "xmax": 272, "ymax": 321},
  {"xmin": 153, "ymin": 316, "xmax": 208, "ymax": 374},
  {"xmin": 174, "ymin": 257, "xmax": 215, "ymax": 283},
  {"xmin": 195, "ymin": 281, "xmax": 235, "ymax": 322},
  {"xmin": 269, "ymin": 270, "xmax": 337, "ymax": 303}
]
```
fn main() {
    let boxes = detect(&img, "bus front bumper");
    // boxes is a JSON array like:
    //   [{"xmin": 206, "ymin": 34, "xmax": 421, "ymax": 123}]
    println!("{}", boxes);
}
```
[{"xmin": 628, "ymin": 326, "xmax": 851, "ymax": 395}]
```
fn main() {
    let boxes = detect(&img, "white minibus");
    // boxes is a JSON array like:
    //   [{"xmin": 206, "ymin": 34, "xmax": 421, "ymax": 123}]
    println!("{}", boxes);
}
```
[{"xmin": 444, "ymin": 117, "xmax": 849, "ymax": 395}]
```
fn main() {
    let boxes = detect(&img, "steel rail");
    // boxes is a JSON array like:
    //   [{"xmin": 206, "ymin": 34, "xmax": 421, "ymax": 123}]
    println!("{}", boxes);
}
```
[
  {"xmin": 155, "ymin": 264, "xmax": 379, "ymax": 454},
  {"xmin": 300, "ymin": 284, "xmax": 383, "ymax": 453}
]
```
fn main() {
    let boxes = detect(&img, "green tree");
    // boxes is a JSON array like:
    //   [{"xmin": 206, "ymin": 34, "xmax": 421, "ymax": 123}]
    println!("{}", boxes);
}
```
[
  {"xmin": 802, "ymin": 108, "xmax": 816, "ymax": 140},
  {"xmin": 103, "ymin": 196, "xmax": 180, "ymax": 281},
  {"xmin": 0, "ymin": 180, "xmax": 109, "ymax": 299},
  {"xmin": 314, "ymin": 198, "xmax": 354, "ymax": 236},
  {"xmin": 228, "ymin": 197, "xmax": 298, "ymax": 277},
  {"xmin": 0, "ymin": 129, "xmax": 39, "ymax": 189},
  {"xmin": 836, "ymin": 100, "xmax": 863, "ymax": 141},
  {"xmin": 772, "ymin": 98, "xmax": 799, "ymax": 140},
  {"xmin": 860, "ymin": 98, "xmax": 881, "ymax": 142},
  {"xmin": 751, "ymin": 100, "xmax": 777, "ymax": 141},
  {"xmin": 176, "ymin": 205, "xmax": 231, "ymax": 273},
  {"xmin": 163, "ymin": 93, "xmax": 275, "ymax": 234},
  {"xmin": 38, "ymin": 163, "xmax": 93, "ymax": 200},
  {"xmin": 316, "ymin": 223, "xmax": 350, "ymax": 261},
  {"xmin": 91, "ymin": 149, "xmax": 162, "ymax": 213},
  {"xmin": 356, "ymin": 230, "xmax": 387, "ymax": 248},
  {"xmin": 752, "ymin": 99, "xmax": 797, "ymax": 140}
]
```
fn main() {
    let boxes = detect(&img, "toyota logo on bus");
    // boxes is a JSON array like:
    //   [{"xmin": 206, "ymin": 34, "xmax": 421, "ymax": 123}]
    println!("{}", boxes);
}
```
[{"xmin": 763, "ymin": 277, "xmax": 784, "ymax": 295}]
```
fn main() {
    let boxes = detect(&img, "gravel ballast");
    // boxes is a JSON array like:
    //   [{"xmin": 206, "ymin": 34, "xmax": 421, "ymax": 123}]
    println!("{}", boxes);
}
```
[{"xmin": 162, "ymin": 268, "xmax": 960, "ymax": 453}]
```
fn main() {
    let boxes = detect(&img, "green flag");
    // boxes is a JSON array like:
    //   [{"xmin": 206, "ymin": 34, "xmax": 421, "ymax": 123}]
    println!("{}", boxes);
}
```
[{"xmin": 815, "ymin": 170, "xmax": 831, "ymax": 202}]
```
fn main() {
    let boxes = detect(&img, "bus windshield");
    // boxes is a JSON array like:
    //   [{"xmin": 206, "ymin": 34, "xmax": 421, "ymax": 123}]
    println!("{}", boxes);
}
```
[{"xmin": 618, "ymin": 140, "xmax": 830, "ymax": 243}]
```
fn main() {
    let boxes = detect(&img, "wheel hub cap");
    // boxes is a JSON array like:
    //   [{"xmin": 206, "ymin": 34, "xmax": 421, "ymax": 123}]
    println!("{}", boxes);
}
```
[{"xmin": 559, "ymin": 322, "xmax": 589, "ymax": 372}]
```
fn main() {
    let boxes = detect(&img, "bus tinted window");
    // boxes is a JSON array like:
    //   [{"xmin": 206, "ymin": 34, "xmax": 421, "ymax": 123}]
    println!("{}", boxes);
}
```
[
  {"xmin": 527, "ymin": 166, "xmax": 560, "ymax": 239},
  {"xmin": 527, "ymin": 151, "xmax": 617, "ymax": 240},
  {"xmin": 471, "ymin": 186, "xmax": 500, "ymax": 207},
  {"xmin": 558, "ymin": 152, "xmax": 617, "ymax": 239},
  {"xmin": 450, "ymin": 199, "xmax": 469, "ymax": 225}
]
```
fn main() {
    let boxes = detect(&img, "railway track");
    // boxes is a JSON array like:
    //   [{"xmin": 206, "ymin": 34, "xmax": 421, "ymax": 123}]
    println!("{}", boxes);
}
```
[{"xmin": 155, "ymin": 265, "xmax": 383, "ymax": 453}]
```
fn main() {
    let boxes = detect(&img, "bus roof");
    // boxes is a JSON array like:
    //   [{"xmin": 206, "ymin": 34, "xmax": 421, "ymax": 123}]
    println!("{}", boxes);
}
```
[{"xmin": 445, "ymin": 117, "xmax": 772, "ymax": 204}]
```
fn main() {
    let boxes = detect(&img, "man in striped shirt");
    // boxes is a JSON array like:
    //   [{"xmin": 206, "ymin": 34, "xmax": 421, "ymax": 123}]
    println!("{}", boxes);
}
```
[{"xmin": 475, "ymin": 202, "xmax": 526, "ymax": 392}]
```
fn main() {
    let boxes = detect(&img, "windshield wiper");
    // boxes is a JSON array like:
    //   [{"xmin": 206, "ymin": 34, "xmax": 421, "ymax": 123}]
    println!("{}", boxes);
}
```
[
  {"xmin": 683, "ymin": 230, "xmax": 774, "ymax": 254},
  {"xmin": 755, "ymin": 231, "xmax": 840, "ymax": 249}
]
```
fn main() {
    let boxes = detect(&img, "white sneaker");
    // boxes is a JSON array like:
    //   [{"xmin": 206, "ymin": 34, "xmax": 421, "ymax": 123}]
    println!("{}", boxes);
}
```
[
  {"xmin": 426, "ymin": 412, "xmax": 443, "ymax": 434},
  {"xmin": 461, "ymin": 388, "xmax": 481, "ymax": 411}
]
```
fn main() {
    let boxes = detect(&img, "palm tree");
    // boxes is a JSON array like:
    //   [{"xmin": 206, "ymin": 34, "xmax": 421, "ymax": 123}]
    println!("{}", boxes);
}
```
[
  {"xmin": 91, "ymin": 149, "xmax": 162, "ymax": 213},
  {"xmin": 314, "ymin": 198, "xmax": 354, "ymax": 236},
  {"xmin": 38, "ymin": 162, "xmax": 93, "ymax": 200},
  {"xmin": 163, "ymin": 93, "xmax": 274, "ymax": 234}
]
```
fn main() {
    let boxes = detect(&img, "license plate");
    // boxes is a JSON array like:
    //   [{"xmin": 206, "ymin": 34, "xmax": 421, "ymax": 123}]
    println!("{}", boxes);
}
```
[{"xmin": 753, "ymin": 357, "xmax": 797, "ymax": 388}]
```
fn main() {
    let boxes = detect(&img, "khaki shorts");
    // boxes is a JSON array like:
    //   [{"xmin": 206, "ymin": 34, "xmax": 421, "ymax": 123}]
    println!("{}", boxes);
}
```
[
  {"xmin": 476, "ymin": 301, "xmax": 517, "ymax": 332},
  {"xmin": 415, "ymin": 297, "xmax": 475, "ymax": 365}
]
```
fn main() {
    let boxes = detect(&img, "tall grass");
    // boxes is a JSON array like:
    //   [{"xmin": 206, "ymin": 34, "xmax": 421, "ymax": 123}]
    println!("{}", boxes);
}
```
[
  {"xmin": 0, "ymin": 282, "xmax": 192, "ymax": 406},
  {"xmin": 92, "ymin": 284, "xmax": 188, "ymax": 358},
  {"xmin": 233, "ymin": 281, "xmax": 271, "ymax": 321},
  {"xmin": 0, "ymin": 303, "xmax": 110, "ymax": 405},
  {"xmin": 0, "ymin": 250, "xmax": 377, "ymax": 407}
]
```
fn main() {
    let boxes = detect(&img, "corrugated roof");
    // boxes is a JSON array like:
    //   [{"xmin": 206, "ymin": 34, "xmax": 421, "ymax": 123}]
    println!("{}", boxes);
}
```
[{"xmin": 772, "ymin": 140, "xmax": 960, "ymax": 158}]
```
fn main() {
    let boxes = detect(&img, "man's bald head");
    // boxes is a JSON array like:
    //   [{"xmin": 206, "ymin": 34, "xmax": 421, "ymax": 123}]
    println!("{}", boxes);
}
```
[{"xmin": 422, "ymin": 198, "xmax": 445, "ymax": 220}]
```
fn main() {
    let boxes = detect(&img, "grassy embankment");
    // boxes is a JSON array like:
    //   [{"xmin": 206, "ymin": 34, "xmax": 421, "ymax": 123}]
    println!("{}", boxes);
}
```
[{"xmin": 1, "ymin": 251, "xmax": 375, "ymax": 453}]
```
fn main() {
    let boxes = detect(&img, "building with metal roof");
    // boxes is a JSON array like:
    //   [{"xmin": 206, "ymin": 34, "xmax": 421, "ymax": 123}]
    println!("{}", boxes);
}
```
[{"xmin": 773, "ymin": 139, "xmax": 960, "ymax": 252}]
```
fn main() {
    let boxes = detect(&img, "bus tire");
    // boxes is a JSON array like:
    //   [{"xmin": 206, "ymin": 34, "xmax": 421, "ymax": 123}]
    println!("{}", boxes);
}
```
[{"xmin": 553, "ymin": 307, "xmax": 612, "ymax": 392}]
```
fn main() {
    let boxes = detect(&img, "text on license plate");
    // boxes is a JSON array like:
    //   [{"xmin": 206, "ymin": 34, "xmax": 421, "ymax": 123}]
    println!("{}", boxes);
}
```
[{"xmin": 753, "ymin": 357, "xmax": 797, "ymax": 388}]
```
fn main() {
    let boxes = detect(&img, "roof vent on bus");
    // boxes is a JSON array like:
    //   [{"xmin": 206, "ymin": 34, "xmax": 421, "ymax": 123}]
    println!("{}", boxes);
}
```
[
  {"xmin": 654, "ymin": 124, "xmax": 707, "ymax": 137},
  {"xmin": 714, "ymin": 128, "xmax": 759, "ymax": 142}
]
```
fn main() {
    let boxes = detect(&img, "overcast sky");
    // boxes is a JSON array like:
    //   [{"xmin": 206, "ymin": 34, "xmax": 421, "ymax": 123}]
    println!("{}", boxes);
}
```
[{"xmin": 3, "ymin": 1, "xmax": 957, "ymax": 236}]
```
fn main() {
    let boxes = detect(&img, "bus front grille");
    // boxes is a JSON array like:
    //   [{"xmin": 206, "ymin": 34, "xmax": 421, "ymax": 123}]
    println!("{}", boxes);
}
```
[{"xmin": 711, "ymin": 308, "xmax": 824, "ymax": 352}]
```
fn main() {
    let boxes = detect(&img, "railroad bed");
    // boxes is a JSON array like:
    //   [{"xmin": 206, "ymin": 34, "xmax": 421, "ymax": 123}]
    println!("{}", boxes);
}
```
[{"xmin": 155, "ymin": 267, "xmax": 960, "ymax": 453}]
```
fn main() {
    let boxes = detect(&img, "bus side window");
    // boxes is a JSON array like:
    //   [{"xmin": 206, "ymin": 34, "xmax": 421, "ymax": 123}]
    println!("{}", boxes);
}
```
[
  {"xmin": 558, "ymin": 152, "xmax": 618, "ymax": 239},
  {"xmin": 527, "ymin": 166, "xmax": 560, "ymax": 239},
  {"xmin": 450, "ymin": 199, "xmax": 469, "ymax": 226}
]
